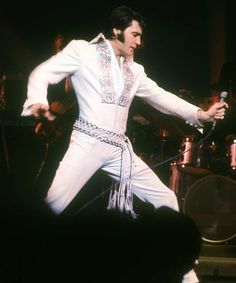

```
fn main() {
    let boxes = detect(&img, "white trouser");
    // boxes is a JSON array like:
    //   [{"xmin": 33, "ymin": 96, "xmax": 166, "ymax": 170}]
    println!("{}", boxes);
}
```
[
  {"xmin": 46, "ymin": 130, "xmax": 178, "ymax": 214},
  {"xmin": 45, "ymin": 130, "xmax": 198, "ymax": 283},
  {"xmin": 182, "ymin": 269, "xmax": 199, "ymax": 283}
]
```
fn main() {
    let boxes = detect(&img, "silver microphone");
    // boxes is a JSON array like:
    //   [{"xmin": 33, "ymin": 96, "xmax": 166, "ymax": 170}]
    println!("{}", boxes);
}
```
[{"xmin": 220, "ymin": 91, "xmax": 228, "ymax": 103}]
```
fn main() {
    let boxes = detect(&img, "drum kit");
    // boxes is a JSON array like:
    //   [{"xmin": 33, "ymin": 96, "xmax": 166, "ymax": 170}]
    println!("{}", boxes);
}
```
[{"xmin": 130, "ymin": 89, "xmax": 236, "ymax": 243}]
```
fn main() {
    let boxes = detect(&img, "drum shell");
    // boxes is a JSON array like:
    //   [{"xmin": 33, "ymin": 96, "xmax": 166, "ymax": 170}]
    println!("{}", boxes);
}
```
[
  {"xmin": 177, "ymin": 137, "xmax": 217, "ymax": 176},
  {"xmin": 227, "ymin": 140, "xmax": 236, "ymax": 174},
  {"xmin": 183, "ymin": 175, "xmax": 236, "ymax": 243},
  {"xmin": 178, "ymin": 138, "xmax": 228, "ymax": 177}
]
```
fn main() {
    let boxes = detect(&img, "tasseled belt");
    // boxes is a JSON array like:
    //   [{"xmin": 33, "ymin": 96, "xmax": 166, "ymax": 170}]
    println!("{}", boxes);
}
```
[{"xmin": 73, "ymin": 117, "xmax": 137, "ymax": 218}]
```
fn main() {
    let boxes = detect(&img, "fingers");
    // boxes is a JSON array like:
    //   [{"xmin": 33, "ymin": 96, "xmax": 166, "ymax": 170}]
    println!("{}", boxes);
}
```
[
  {"xmin": 30, "ymin": 104, "xmax": 45, "ymax": 118},
  {"xmin": 44, "ymin": 110, "xmax": 56, "ymax": 121},
  {"xmin": 217, "ymin": 101, "xmax": 228, "ymax": 109},
  {"xmin": 213, "ymin": 103, "xmax": 226, "ymax": 120},
  {"xmin": 30, "ymin": 104, "xmax": 56, "ymax": 121},
  {"xmin": 214, "ymin": 113, "xmax": 225, "ymax": 120},
  {"xmin": 224, "ymin": 102, "xmax": 229, "ymax": 109},
  {"xmin": 205, "ymin": 101, "xmax": 227, "ymax": 122}
]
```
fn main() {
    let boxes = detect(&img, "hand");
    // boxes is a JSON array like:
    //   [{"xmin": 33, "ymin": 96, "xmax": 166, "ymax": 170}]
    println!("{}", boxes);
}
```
[
  {"xmin": 30, "ymin": 103, "xmax": 56, "ymax": 121},
  {"xmin": 197, "ymin": 101, "xmax": 228, "ymax": 123}
]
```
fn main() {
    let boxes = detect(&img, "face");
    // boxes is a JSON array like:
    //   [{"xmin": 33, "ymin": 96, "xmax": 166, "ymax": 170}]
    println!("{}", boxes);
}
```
[{"xmin": 113, "ymin": 20, "xmax": 143, "ymax": 58}]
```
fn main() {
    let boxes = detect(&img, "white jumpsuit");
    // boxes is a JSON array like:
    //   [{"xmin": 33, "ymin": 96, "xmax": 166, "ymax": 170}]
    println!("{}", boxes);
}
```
[{"xmin": 22, "ymin": 34, "xmax": 200, "ymax": 282}]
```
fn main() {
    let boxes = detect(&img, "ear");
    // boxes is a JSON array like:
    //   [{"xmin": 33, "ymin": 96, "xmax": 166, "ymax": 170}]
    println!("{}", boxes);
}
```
[{"xmin": 112, "ymin": 28, "xmax": 121, "ymax": 37}]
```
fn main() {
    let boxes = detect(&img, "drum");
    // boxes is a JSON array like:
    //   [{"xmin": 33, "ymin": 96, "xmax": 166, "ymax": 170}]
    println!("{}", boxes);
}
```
[
  {"xmin": 183, "ymin": 175, "xmax": 236, "ymax": 243},
  {"xmin": 169, "ymin": 161, "xmax": 181, "ymax": 193},
  {"xmin": 227, "ymin": 137, "xmax": 236, "ymax": 174},
  {"xmin": 177, "ymin": 137, "xmax": 216, "ymax": 176}
]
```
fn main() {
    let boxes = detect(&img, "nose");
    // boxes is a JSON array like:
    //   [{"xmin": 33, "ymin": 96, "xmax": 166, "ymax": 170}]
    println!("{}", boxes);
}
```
[{"xmin": 135, "ymin": 36, "xmax": 142, "ymax": 46}]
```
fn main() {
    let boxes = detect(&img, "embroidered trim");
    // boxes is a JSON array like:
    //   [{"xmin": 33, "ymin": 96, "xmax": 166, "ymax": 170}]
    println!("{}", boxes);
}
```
[
  {"xmin": 96, "ymin": 40, "xmax": 134, "ymax": 107},
  {"xmin": 119, "ymin": 62, "xmax": 134, "ymax": 107}
]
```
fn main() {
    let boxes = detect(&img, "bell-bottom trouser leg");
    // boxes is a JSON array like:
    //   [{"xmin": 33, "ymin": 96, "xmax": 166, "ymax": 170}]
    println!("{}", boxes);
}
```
[{"xmin": 45, "ymin": 132, "xmax": 198, "ymax": 282}]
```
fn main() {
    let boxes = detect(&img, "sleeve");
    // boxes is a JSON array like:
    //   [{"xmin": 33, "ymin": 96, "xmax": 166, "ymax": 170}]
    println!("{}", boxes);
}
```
[
  {"xmin": 21, "ymin": 40, "xmax": 83, "ymax": 116},
  {"xmin": 135, "ymin": 69, "xmax": 203, "ymax": 128}
]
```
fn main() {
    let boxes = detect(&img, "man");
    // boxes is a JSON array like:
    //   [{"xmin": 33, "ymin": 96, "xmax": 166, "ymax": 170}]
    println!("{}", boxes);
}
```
[{"xmin": 21, "ymin": 6, "xmax": 227, "ymax": 282}]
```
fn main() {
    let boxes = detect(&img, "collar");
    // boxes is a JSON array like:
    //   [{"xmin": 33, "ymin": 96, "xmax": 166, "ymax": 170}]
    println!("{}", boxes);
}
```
[{"xmin": 89, "ymin": 33, "xmax": 134, "ymax": 63}]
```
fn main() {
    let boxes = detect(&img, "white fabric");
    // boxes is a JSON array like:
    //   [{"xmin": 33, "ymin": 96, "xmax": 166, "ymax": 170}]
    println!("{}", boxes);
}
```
[
  {"xmin": 22, "ymin": 34, "xmax": 202, "ymax": 134},
  {"xmin": 22, "ymin": 34, "xmax": 200, "ymax": 283},
  {"xmin": 182, "ymin": 269, "xmax": 199, "ymax": 283},
  {"xmin": 46, "ymin": 130, "xmax": 179, "ymax": 214}
]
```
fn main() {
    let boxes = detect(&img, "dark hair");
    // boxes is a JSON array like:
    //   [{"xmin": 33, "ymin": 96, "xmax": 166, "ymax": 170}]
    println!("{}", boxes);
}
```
[{"xmin": 102, "ymin": 5, "xmax": 146, "ymax": 39}]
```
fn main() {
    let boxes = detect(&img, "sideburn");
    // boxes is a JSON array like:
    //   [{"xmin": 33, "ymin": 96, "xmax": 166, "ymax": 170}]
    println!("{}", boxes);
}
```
[{"xmin": 117, "ymin": 31, "xmax": 125, "ymax": 43}]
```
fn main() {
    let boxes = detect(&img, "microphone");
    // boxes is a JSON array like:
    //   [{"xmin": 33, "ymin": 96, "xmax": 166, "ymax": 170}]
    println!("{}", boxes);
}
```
[
  {"xmin": 220, "ymin": 91, "xmax": 228, "ymax": 103},
  {"xmin": 212, "ymin": 91, "xmax": 228, "ymax": 129}
]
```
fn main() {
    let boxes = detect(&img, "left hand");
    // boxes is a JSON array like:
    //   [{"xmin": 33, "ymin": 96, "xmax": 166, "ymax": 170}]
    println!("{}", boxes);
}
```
[
  {"xmin": 30, "ymin": 103, "xmax": 56, "ymax": 121},
  {"xmin": 197, "ymin": 101, "xmax": 228, "ymax": 123}
]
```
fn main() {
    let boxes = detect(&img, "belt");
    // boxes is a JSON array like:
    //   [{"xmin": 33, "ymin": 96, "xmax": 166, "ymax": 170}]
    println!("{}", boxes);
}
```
[{"xmin": 73, "ymin": 117, "xmax": 126, "ymax": 149}]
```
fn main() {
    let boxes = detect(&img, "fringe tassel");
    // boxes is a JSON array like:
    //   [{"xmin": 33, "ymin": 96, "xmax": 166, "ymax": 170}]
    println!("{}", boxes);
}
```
[
  {"xmin": 107, "ymin": 181, "xmax": 137, "ymax": 219},
  {"xmin": 107, "ymin": 137, "xmax": 137, "ymax": 219},
  {"xmin": 107, "ymin": 183, "xmax": 119, "ymax": 210}
]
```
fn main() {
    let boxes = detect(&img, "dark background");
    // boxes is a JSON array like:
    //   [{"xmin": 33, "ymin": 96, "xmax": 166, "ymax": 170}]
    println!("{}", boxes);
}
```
[
  {"xmin": 1, "ymin": 2, "xmax": 236, "ymax": 283},
  {"xmin": 1, "ymin": 0, "xmax": 236, "ymax": 97},
  {"xmin": 1, "ymin": 0, "xmax": 236, "ymax": 215},
  {"xmin": 1, "ymin": 1, "xmax": 236, "ymax": 201}
]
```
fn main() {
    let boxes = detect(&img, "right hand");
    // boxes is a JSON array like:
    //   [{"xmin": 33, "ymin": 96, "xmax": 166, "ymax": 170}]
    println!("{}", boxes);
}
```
[
  {"xmin": 197, "ymin": 101, "xmax": 228, "ymax": 123},
  {"xmin": 30, "ymin": 103, "xmax": 56, "ymax": 121}
]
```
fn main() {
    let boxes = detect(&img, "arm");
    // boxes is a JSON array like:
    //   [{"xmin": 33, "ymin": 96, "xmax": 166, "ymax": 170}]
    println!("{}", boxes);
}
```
[
  {"xmin": 21, "ymin": 40, "xmax": 82, "ymax": 120},
  {"xmin": 136, "ymin": 70, "xmax": 228, "ymax": 128}
]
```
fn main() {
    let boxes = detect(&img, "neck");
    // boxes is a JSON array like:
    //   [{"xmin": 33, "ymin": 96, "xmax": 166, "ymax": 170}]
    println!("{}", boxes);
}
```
[
  {"xmin": 109, "ymin": 39, "xmax": 121, "ymax": 55},
  {"xmin": 109, "ymin": 40, "xmax": 123, "ymax": 66}
]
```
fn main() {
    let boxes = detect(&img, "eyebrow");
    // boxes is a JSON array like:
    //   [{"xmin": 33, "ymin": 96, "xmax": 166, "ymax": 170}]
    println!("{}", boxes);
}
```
[{"xmin": 132, "ymin": 31, "xmax": 142, "ymax": 36}]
